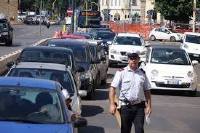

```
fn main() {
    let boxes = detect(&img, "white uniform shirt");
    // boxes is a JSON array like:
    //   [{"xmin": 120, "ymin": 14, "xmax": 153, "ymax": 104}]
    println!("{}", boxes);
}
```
[{"xmin": 111, "ymin": 66, "xmax": 151, "ymax": 102}]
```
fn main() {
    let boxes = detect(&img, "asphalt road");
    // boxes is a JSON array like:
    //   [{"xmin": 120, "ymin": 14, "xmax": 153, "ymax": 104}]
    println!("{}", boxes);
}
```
[
  {"xmin": 79, "ymin": 66, "xmax": 200, "ymax": 133},
  {"xmin": 0, "ymin": 24, "xmax": 61, "ymax": 57}
]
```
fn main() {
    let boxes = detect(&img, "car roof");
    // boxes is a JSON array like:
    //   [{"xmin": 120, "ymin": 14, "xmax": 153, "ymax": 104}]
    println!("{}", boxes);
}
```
[
  {"xmin": 22, "ymin": 46, "xmax": 73, "ymax": 53},
  {"xmin": 0, "ymin": 77, "xmax": 57, "ymax": 90},
  {"xmin": 116, "ymin": 33, "xmax": 140, "ymax": 37},
  {"xmin": 184, "ymin": 32, "xmax": 200, "ymax": 36},
  {"xmin": 14, "ymin": 62, "xmax": 67, "ymax": 71},
  {"xmin": 48, "ymin": 38, "xmax": 89, "ymax": 46}
]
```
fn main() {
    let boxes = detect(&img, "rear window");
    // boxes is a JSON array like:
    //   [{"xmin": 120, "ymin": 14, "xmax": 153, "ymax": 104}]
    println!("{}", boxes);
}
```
[
  {"xmin": 185, "ymin": 34, "xmax": 200, "ymax": 44},
  {"xmin": 20, "ymin": 50, "xmax": 72, "ymax": 67}
]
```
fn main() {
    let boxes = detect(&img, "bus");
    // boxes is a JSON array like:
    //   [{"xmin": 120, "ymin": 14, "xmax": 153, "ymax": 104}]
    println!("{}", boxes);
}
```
[{"xmin": 78, "ymin": 10, "xmax": 101, "ymax": 28}]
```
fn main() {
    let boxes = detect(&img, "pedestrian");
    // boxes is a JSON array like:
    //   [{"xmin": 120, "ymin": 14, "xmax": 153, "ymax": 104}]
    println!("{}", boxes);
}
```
[{"xmin": 109, "ymin": 52, "xmax": 152, "ymax": 133}]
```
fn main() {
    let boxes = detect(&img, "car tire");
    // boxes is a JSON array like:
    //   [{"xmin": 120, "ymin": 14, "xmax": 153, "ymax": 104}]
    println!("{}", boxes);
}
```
[
  {"xmin": 6, "ymin": 39, "xmax": 12, "ymax": 46},
  {"xmin": 150, "ymin": 35, "xmax": 156, "ymax": 41},
  {"xmin": 170, "ymin": 36, "xmax": 176, "ymax": 42},
  {"xmin": 188, "ymin": 90, "xmax": 197, "ymax": 97}
]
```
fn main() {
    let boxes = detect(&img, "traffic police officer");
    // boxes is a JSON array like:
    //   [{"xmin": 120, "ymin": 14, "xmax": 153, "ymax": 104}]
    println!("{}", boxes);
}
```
[{"xmin": 109, "ymin": 53, "xmax": 152, "ymax": 133}]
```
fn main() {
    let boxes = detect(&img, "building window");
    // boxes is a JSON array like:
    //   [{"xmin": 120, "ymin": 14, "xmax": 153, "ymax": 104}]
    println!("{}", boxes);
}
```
[
  {"xmin": 119, "ymin": 0, "xmax": 120, "ymax": 6},
  {"xmin": 102, "ymin": 0, "xmax": 104, "ymax": 6},
  {"xmin": 115, "ymin": 0, "xmax": 117, "ymax": 6},
  {"xmin": 125, "ymin": 15, "xmax": 127, "ymax": 18},
  {"xmin": 132, "ymin": 0, "xmax": 137, "ymax": 6}
]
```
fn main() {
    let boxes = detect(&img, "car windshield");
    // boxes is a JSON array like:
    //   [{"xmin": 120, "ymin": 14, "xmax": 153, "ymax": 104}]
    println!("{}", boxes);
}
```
[
  {"xmin": 95, "ymin": 32, "xmax": 115, "ymax": 40},
  {"xmin": 8, "ymin": 69, "xmax": 75, "ymax": 96},
  {"xmin": 113, "ymin": 36, "xmax": 142, "ymax": 46},
  {"xmin": 150, "ymin": 48, "xmax": 190, "ymax": 65},
  {"xmin": 185, "ymin": 34, "xmax": 200, "ymax": 44},
  {"xmin": 20, "ymin": 50, "xmax": 72, "ymax": 68},
  {"xmin": 0, "ymin": 87, "xmax": 64, "ymax": 124},
  {"xmin": 48, "ymin": 42, "xmax": 88, "ymax": 63}
]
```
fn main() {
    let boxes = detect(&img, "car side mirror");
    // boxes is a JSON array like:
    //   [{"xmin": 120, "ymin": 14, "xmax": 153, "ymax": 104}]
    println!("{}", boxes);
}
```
[
  {"xmin": 192, "ymin": 60, "xmax": 198, "ymax": 65},
  {"xmin": 73, "ymin": 117, "xmax": 87, "ymax": 128},
  {"xmin": 78, "ymin": 90, "xmax": 87, "ymax": 97}
]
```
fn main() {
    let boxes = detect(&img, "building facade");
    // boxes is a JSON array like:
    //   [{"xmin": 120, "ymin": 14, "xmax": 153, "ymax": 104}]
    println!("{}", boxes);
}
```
[
  {"xmin": 0, "ymin": 0, "xmax": 18, "ymax": 22},
  {"xmin": 100, "ymin": 0, "xmax": 162, "ymax": 23}
]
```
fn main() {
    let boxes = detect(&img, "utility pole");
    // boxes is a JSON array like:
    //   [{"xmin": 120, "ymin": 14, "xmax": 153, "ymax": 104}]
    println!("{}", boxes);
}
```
[
  {"xmin": 71, "ymin": 0, "xmax": 75, "ymax": 33},
  {"xmin": 39, "ymin": 0, "xmax": 42, "ymax": 36},
  {"xmin": 193, "ymin": 0, "xmax": 196, "ymax": 32}
]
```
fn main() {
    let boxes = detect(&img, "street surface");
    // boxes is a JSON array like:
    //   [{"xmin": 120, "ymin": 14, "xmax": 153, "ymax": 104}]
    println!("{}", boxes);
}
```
[
  {"xmin": 1, "ymin": 24, "xmax": 200, "ymax": 133},
  {"xmin": 0, "ymin": 24, "xmax": 61, "ymax": 57}
]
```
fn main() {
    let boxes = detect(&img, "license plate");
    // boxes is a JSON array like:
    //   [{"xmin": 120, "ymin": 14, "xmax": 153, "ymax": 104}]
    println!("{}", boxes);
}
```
[
  {"xmin": 167, "ymin": 79, "xmax": 179, "ymax": 85},
  {"xmin": 193, "ymin": 54, "xmax": 199, "ymax": 57}
]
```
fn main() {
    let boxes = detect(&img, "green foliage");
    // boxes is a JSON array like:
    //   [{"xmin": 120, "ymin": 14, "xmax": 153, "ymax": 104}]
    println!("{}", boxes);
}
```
[{"xmin": 155, "ymin": 0, "xmax": 196, "ymax": 22}]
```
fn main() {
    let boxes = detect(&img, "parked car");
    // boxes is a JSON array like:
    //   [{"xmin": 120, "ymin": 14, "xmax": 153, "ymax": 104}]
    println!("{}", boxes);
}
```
[
  {"xmin": 108, "ymin": 33, "xmax": 146, "ymax": 66},
  {"xmin": 93, "ymin": 30, "xmax": 116, "ymax": 52},
  {"xmin": 15, "ymin": 46, "xmax": 81, "ymax": 91},
  {"xmin": 6, "ymin": 62, "xmax": 82, "ymax": 115},
  {"xmin": 0, "ymin": 77, "xmax": 87, "ymax": 133},
  {"xmin": 47, "ymin": 39, "xmax": 99, "ymax": 99},
  {"xmin": 149, "ymin": 27, "xmax": 182, "ymax": 42},
  {"xmin": 181, "ymin": 32, "xmax": 200, "ymax": 61},
  {"xmin": 23, "ymin": 15, "xmax": 38, "ymax": 25},
  {"xmin": 0, "ymin": 16, "xmax": 13, "ymax": 46},
  {"xmin": 140, "ymin": 44, "xmax": 198, "ymax": 96}
]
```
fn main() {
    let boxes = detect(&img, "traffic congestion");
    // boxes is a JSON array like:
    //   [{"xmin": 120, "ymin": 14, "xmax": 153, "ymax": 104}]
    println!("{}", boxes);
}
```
[{"xmin": 0, "ymin": 0, "xmax": 200, "ymax": 133}]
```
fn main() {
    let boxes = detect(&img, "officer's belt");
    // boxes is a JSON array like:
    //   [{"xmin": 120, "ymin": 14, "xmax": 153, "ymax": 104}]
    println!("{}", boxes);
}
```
[{"xmin": 119, "ymin": 99, "xmax": 145, "ymax": 106}]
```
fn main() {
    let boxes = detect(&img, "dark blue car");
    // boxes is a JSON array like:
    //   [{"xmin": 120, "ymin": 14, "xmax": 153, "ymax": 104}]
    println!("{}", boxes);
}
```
[{"xmin": 0, "ymin": 77, "xmax": 86, "ymax": 133}]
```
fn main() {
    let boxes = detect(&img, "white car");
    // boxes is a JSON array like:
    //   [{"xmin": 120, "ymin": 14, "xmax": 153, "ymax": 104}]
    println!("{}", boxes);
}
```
[
  {"xmin": 181, "ymin": 32, "xmax": 200, "ymax": 62},
  {"xmin": 108, "ymin": 33, "xmax": 146, "ymax": 66},
  {"xmin": 149, "ymin": 27, "xmax": 182, "ymax": 42},
  {"xmin": 141, "ymin": 44, "xmax": 198, "ymax": 95}
]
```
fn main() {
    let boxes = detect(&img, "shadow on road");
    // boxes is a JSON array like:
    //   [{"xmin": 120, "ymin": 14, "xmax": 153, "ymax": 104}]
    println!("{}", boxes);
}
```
[
  {"xmin": 152, "ymin": 90, "xmax": 200, "ymax": 97},
  {"xmin": 79, "ymin": 125, "xmax": 105, "ymax": 133},
  {"xmin": 82, "ymin": 105, "xmax": 104, "ymax": 117}
]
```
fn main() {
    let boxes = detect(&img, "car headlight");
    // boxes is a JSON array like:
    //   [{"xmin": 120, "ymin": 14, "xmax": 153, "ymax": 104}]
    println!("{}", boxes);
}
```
[
  {"xmin": 1, "ymin": 32, "xmax": 8, "ymax": 35},
  {"xmin": 187, "ymin": 71, "xmax": 193, "ymax": 78},
  {"xmin": 151, "ymin": 69, "xmax": 159, "ymax": 79},
  {"xmin": 110, "ymin": 49, "xmax": 120, "ymax": 54}
]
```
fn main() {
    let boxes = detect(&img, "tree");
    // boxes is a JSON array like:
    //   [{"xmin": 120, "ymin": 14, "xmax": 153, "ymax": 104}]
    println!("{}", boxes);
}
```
[{"xmin": 155, "ymin": 0, "xmax": 194, "ymax": 23}]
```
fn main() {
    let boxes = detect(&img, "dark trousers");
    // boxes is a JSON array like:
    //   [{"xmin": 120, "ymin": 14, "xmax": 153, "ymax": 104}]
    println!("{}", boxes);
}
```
[{"xmin": 120, "ymin": 103, "xmax": 145, "ymax": 133}]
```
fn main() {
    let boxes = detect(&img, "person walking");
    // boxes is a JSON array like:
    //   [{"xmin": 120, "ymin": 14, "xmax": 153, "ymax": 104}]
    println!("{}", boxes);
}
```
[{"xmin": 109, "ymin": 53, "xmax": 152, "ymax": 133}]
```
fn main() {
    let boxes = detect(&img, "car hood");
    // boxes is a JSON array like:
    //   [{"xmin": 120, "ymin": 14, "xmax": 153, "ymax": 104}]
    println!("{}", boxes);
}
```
[
  {"xmin": 144, "ymin": 63, "xmax": 194, "ymax": 78},
  {"xmin": 182, "ymin": 42, "xmax": 200, "ymax": 54},
  {"xmin": 109, "ymin": 45, "xmax": 145, "ymax": 53},
  {"xmin": 0, "ymin": 121, "xmax": 73, "ymax": 133}
]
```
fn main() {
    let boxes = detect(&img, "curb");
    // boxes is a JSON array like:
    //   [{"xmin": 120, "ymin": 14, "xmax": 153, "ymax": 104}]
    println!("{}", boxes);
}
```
[{"xmin": 0, "ymin": 38, "xmax": 50, "ymax": 75}]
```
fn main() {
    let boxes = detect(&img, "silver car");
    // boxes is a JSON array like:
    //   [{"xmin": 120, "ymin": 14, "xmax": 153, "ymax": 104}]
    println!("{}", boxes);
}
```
[{"xmin": 6, "ymin": 62, "xmax": 82, "ymax": 115}]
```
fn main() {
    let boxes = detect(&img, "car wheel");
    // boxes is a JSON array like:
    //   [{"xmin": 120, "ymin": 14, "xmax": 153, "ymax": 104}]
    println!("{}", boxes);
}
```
[
  {"xmin": 170, "ymin": 36, "xmax": 176, "ymax": 42},
  {"xmin": 188, "ymin": 90, "xmax": 197, "ymax": 97},
  {"xmin": 150, "ymin": 35, "xmax": 156, "ymax": 41},
  {"xmin": 5, "ymin": 39, "xmax": 12, "ymax": 46}
]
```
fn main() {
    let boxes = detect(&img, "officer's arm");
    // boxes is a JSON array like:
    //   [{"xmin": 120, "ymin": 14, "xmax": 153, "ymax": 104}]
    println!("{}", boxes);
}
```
[
  {"xmin": 144, "ymin": 90, "xmax": 152, "ymax": 114},
  {"xmin": 109, "ymin": 86, "xmax": 116, "ymax": 105}
]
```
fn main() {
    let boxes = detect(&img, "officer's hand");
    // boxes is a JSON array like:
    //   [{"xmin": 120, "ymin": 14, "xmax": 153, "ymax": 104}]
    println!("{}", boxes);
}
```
[
  {"xmin": 145, "ymin": 105, "xmax": 152, "ymax": 116},
  {"xmin": 109, "ymin": 103, "xmax": 116, "ymax": 115}
]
